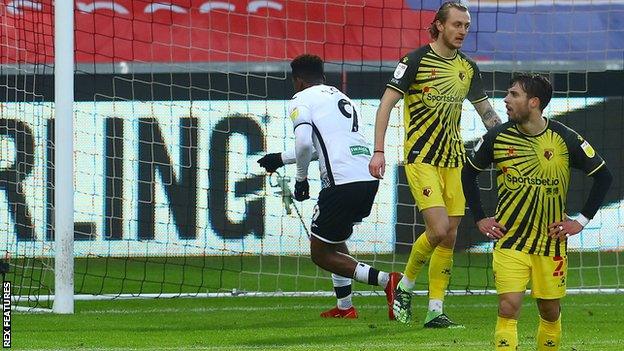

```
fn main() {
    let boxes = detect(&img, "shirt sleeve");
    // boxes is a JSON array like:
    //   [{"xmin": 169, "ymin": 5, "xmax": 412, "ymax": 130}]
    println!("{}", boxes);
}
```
[
  {"xmin": 281, "ymin": 148, "xmax": 318, "ymax": 165},
  {"xmin": 467, "ymin": 129, "xmax": 496, "ymax": 171},
  {"xmin": 288, "ymin": 99, "xmax": 313, "ymax": 131},
  {"xmin": 386, "ymin": 54, "xmax": 418, "ymax": 95},
  {"xmin": 567, "ymin": 130, "xmax": 605, "ymax": 176},
  {"xmin": 287, "ymin": 97, "xmax": 316, "ymax": 181},
  {"xmin": 294, "ymin": 124, "xmax": 314, "ymax": 181},
  {"xmin": 467, "ymin": 61, "xmax": 488, "ymax": 104},
  {"xmin": 462, "ymin": 163, "xmax": 488, "ymax": 222}
]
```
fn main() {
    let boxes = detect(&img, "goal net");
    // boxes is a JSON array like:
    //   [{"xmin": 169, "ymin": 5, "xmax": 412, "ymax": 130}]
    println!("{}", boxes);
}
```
[
  {"xmin": 1, "ymin": 0, "xmax": 56, "ymax": 311},
  {"xmin": 1, "ymin": 0, "xmax": 622, "ymax": 311}
]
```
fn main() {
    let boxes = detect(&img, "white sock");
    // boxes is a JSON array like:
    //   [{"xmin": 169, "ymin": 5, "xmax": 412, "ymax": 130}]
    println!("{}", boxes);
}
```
[
  {"xmin": 428, "ymin": 299, "xmax": 443, "ymax": 313},
  {"xmin": 353, "ymin": 262, "xmax": 372, "ymax": 284},
  {"xmin": 337, "ymin": 296, "xmax": 353, "ymax": 310},
  {"xmin": 378, "ymin": 271, "xmax": 390, "ymax": 288},
  {"xmin": 399, "ymin": 275, "xmax": 415, "ymax": 290},
  {"xmin": 332, "ymin": 273, "xmax": 352, "ymax": 310}
]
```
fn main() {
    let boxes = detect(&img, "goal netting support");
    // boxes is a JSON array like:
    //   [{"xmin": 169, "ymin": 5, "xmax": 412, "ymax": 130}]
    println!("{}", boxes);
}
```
[{"xmin": 1, "ymin": 0, "xmax": 622, "ymax": 312}]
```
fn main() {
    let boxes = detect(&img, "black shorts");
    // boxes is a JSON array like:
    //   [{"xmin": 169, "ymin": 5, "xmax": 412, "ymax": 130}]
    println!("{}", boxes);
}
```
[{"xmin": 310, "ymin": 180, "xmax": 379, "ymax": 243}]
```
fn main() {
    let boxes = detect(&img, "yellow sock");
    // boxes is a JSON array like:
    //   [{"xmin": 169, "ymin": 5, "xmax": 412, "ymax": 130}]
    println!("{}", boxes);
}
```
[
  {"xmin": 537, "ymin": 314, "xmax": 561, "ymax": 351},
  {"xmin": 403, "ymin": 233, "xmax": 434, "ymax": 282},
  {"xmin": 494, "ymin": 316, "xmax": 518, "ymax": 350},
  {"xmin": 428, "ymin": 245, "xmax": 453, "ymax": 300}
]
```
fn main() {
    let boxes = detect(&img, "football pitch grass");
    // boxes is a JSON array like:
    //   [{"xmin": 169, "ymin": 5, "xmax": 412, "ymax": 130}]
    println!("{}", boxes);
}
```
[
  {"xmin": 11, "ymin": 252, "xmax": 624, "ymax": 350},
  {"xmin": 14, "ymin": 293, "xmax": 624, "ymax": 350}
]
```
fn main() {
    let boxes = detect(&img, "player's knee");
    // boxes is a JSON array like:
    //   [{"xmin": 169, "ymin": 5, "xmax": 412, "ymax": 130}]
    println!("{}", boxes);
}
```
[
  {"xmin": 427, "ymin": 223, "xmax": 450, "ymax": 243},
  {"xmin": 540, "ymin": 309, "xmax": 560, "ymax": 322},
  {"xmin": 498, "ymin": 299, "xmax": 521, "ymax": 319},
  {"xmin": 439, "ymin": 230, "xmax": 457, "ymax": 248},
  {"xmin": 537, "ymin": 299, "xmax": 560, "ymax": 321},
  {"xmin": 445, "ymin": 225, "xmax": 458, "ymax": 239}
]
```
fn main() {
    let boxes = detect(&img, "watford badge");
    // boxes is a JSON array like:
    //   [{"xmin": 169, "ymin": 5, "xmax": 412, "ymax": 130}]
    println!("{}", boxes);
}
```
[{"xmin": 423, "ymin": 187, "xmax": 432, "ymax": 197}]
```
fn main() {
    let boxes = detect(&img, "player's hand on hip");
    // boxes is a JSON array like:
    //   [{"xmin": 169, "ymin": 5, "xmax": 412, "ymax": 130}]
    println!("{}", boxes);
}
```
[
  {"xmin": 293, "ymin": 179, "xmax": 310, "ymax": 201},
  {"xmin": 476, "ymin": 217, "xmax": 506, "ymax": 240},
  {"xmin": 257, "ymin": 153, "xmax": 284, "ymax": 173},
  {"xmin": 368, "ymin": 152, "xmax": 385, "ymax": 179},
  {"xmin": 548, "ymin": 219, "xmax": 583, "ymax": 240}
]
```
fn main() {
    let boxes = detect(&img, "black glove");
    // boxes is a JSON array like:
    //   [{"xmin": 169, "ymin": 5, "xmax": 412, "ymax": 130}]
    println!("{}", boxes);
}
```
[
  {"xmin": 257, "ymin": 153, "xmax": 284, "ymax": 173},
  {"xmin": 294, "ymin": 179, "xmax": 310, "ymax": 201}
]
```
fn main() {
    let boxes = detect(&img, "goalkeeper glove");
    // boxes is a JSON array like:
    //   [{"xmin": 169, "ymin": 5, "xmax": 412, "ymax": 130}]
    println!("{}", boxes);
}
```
[
  {"xmin": 257, "ymin": 153, "xmax": 284, "ymax": 173},
  {"xmin": 293, "ymin": 179, "xmax": 310, "ymax": 201}
]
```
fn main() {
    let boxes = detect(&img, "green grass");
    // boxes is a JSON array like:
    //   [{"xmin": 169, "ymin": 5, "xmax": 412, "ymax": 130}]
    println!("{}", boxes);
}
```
[
  {"xmin": 13, "ymin": 293, "xmax": 624, "ymax": 350},
  {"xmin": 7, "ymin": 251, "xmax": 624, "ymax": 349}
]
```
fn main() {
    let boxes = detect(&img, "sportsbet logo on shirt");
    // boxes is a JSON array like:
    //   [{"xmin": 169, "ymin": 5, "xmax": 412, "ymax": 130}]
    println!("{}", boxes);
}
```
[
  {"xmin": 501, "ymin": 166, "xmax": 560, "ymax": 192},
  {"xmin": 421, "ymin": 86, "xmax": 463, "ymax": 108}
]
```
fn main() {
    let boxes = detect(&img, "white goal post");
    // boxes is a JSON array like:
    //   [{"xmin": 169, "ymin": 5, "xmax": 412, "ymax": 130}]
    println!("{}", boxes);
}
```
[{"xmin": 53, "ymin": 0, "xmax": 74, "ymax": 314}]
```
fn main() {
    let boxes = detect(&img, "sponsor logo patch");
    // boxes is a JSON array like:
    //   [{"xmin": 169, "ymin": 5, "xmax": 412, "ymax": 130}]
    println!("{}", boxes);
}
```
[
  {"xmin": 393, "ymin": 63, "xmax": 407, "ymax": 79},
  {"xmin": 289, "ymin": 108, "xmax": 299, "ymax": 121},
  {"xmin": 421, "ymin": 86, "xmax": 463, "ymax": 108},
  {"xmin": 580, "ymin": 140, "xmax": 595, "ymax": 158},
  {"xmin": 502, "ymin": 166, "xmax": 560, "ymax": 191},
  {"xmin": 350, "ymin": 145, "xmax": 370, "ymax": 156}
]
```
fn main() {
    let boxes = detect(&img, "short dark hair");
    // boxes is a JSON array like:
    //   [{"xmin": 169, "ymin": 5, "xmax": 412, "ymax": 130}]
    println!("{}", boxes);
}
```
[
  {"xmin": 429, "ymin": 1, "xmax": 469, "ymax": 40},
  {"xmin": 510, "ymin": 74, "xmax": 553, "ymax": 111},
  {"xmin": 290, "ymin": 54, "xmax": 324, "ymax": 83}
]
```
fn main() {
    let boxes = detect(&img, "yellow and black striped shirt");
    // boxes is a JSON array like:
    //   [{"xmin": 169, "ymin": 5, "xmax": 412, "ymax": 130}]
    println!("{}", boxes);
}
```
[
  {"xmin": 468, "ymin": 119, "xmax": 605, "ymax": 256},
  {"xmin": 387, "ymin": 45, "xmax": 488, "ymax": 167}
]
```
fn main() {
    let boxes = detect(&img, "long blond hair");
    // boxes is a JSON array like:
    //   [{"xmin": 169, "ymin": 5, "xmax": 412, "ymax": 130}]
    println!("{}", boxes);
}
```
[{"xmin": 429, "ymin": 2, "xmax": 469, "ymax": 40}]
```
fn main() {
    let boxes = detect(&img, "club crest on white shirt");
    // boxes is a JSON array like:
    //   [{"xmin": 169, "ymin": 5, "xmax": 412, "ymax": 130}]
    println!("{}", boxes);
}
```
[{"xmin": 393, "ymin": 63, "xmax": 407, "ymax": 79}]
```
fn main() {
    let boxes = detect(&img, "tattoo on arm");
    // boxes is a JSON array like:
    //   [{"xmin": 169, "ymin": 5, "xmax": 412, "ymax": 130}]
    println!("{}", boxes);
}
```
[{"xmin": 481, "ymin": 107, "xmax": 501, "ymax": 130}]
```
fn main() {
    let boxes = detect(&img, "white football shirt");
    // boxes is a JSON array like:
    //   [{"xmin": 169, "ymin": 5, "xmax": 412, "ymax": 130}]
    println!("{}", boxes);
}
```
[{"xmin": 288, "ymin": 84, "xmax": 376, "ymax": 188}]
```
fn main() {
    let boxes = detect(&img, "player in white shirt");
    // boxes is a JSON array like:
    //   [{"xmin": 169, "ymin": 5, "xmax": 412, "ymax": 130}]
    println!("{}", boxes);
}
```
[{"xmin": 258, "ymin": 54, "xmax": 400, "ymax": 319}]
